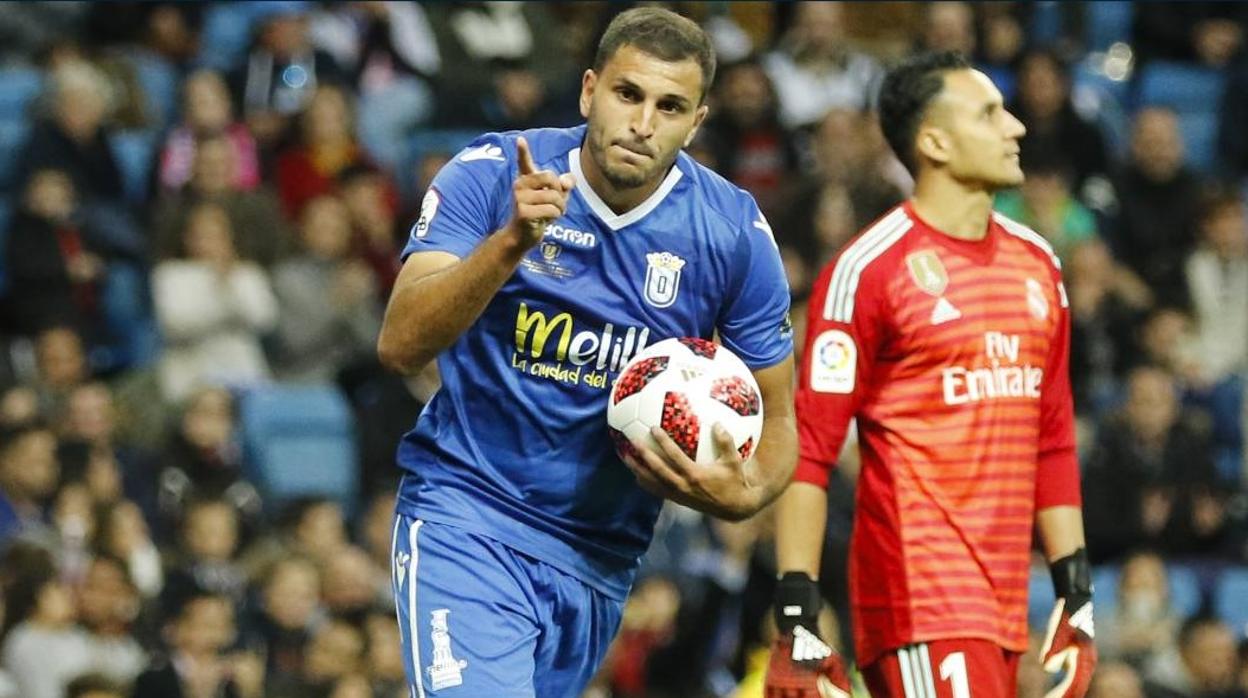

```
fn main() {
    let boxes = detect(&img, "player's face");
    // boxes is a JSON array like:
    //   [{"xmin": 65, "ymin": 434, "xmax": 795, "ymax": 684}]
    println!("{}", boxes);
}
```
[
  {"xmin": 580, "ymin": 44, "xmax": 709, "ymax": 191},
  {"xmin": 921, "ymin": 69, "xmax": 1026, "ymax": 189}
]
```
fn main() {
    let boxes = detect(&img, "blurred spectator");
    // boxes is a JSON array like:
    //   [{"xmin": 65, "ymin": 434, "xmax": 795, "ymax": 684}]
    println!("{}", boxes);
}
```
[
  {"xmin": 157, "ymin": 387, "xmax": 259, "ymax": 525},
  {"xmin": 1087, "ymin": 661, "xmax": 1148, "ymax": 698},
  {"xmin": 425, "ymin": 3, "xmax": 576, "ymax": 126},
  {"xmin": 65, "ymin": 673, "xmax": 126, "ymax": 698},
  {"xmin": 1113, "ymin": 108, "xmax": 1206, "ymax": 306},
  {"xmin": 0, "ymin": 388, "xmax": 40, "ymax": 430},
  {"xmin": 1185, "ymin": 190, "xmax": 1248, "ymax": 387},
  {"xmin": 0, "ymin": 549, "xmax": 91, "ymax": 698},
  {"xmin": 1066, "ymin": 239, "xmax": 1152, "ymax": 416},
  {"xmin": 272, "ymin": 195, "xmax": 382, "ymax": 383},
  {"xmin": 310, "ymin": 2, "xmax": 441, "ymax": 167},
  {"xmin": 994, "ymin": 154, "xmax": 1098, "ymax": 263},
  {"xmin": 0, "ymin": 421, "xmax": 59, "ymax": 546},
  {"xmin": 357, "ymin": 492, "xmax": 395, "ymax": 574},
  {"xmin": 152, "ymin": 133, "xmax": 293, "ymax": 268},
  {"xmin": 1133, "ymin": 3, "xmax": 1248, "ymax": 68},
  {"xmin": 59, "ymin": 381, "xmax": 156, "ymax": 515},
  {"xmin": 702, "ymin": 58, "xmax": 799, "ymax": 215},
  {"xmin": 320, "ymin": 545, "xmax": 385, "ymax": 622},
  {"xmin": 762, "ymin": 2, "xmax": 882, "ymax": 130},
  {"xmin": 337, "ymin": 164, "xmax": 402, "ymax": 298},
  {"xmin": 19, "ymin": 60, "xmax": 124, "ymax": 204},
  {"xmin": 275, "ymin": 85, "xmax": 370, "ymax": 219},
  {"xmin": 1219, "ymin": 55, "xmax": 1248, "ymax": 180},
  {"xmin": 242, "ymin": 556, "xmax": 323, "ymax": 685},
  {"xmin": 362, "ymin": 610, "xmax": 404, "ymax": 697},
  {"xmin": 0, "ymin": 3, "xmax": 86, "ymax": 66},
  {"xmin": 1135, "ymin": 307, "xmax": 1203, "ymax": 382},
  {"xmin": 1148, "ymin": 616, "xmax": 1248, "ymax": 698},
  {"xmin": 164, "ymin": 497, "xmax": 246, "ymax": 606},
  {"xmin": 1083, "ymin": 366, "xmax": 1230, "ymax": 562},
  {"xmin": 75, "ymin": 555, "xmax": 147, "ymax": 685},
  {"xmin": 1097, "ymin": 551, "xmax": 1182, "ymax": 669},
  {"xmin": 3, "ymin": 171, "xmax": 153, "ymax": 372},
  {"xmin": 96, "ymin": 500, "xmax": 163, "ymax": 601},
  {"xmin": 52, "ymin": 482, "xmax": 97, "ymax": 580},
  {"xmin": 131, "ymin": 589, "xmax": 264, "ymax": 698},
  {"xmin": 1010, "ymin": 47, "xmax": 1111, "ymax": 198},
  {"xmin": 152, "ymin": 202, "xmax": 278, "ymax": 402},
  {"xmin": 811, "ymin": 108, "xmax": 910, "ymax": 218},
  {"xmin": 4, "ymin": 170, "xmax": 107, "ymax": 339},
  {"xmin": 159, "ymin": 70, "xmax": 262, "ymax": 193},
  {"xmin": 241, "ymin": 497, "xmax": 349, "ymax": 578},
  {"xmin": 270, "ymin": 617, "xmax": 365, "ymax": 698},
  {"xmin": 231, "ymin": 9, "xmax": 345, "ymax": 152}
]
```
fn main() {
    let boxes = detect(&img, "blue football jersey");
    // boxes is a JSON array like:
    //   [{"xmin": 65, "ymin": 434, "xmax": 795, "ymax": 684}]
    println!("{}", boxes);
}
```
[{"xmin": 396, "ymin": 125, "xmax": 792, "ymax": 599}]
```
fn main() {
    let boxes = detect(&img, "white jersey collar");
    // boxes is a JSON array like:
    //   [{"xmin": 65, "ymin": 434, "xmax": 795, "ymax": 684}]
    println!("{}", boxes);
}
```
[{"xmin": 568, "ymin": 147, "xmax": 683, "ymax": 231}]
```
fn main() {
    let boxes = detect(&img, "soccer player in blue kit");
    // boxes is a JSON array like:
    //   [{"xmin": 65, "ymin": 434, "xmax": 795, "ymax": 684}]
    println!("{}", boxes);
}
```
[{"xmin": 376, "ymin": 8, "xmax": 797, "ymax": 697}]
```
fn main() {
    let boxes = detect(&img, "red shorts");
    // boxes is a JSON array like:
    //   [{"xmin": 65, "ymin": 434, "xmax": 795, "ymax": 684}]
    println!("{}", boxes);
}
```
[{"xmin": 861, "ymin": 639, "xmax": 1021, "ymax": 698}]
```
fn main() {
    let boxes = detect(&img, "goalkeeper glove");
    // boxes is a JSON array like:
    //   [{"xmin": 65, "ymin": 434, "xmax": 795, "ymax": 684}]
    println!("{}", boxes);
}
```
[
  {"xmin": 764, "ymin": 572, "xmax": 850, "ymax": 698},
  {"xmin": 1040, "ymin": 548, "xmax": 1097, "ymax": 698}
]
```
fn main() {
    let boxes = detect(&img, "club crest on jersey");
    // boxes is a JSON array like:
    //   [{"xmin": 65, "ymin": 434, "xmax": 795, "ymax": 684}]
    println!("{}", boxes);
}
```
[
  {"xmin": 906, "ymin": 250, "xmax": 948, "ymax": 296},
  {"xmin": 644, "ymin": 252, "xmax": 685, "ymax": 308},
  {"xmin": 1026, "ymin": 278, "xmax": 1049, "ymax": 320},
  {"xmin": 540, "ymin": 241, "xmax": 561, "ymax": 261}
]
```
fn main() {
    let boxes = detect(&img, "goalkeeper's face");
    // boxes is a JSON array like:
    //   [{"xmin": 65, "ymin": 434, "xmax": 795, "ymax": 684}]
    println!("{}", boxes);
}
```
[
  {"xmin": 579, "ymin": 44, "xmax": 709, "ymax": 191},
  {"xmin": 919, "ymin": 69, "xmax": 1027, "ymax": 190}
]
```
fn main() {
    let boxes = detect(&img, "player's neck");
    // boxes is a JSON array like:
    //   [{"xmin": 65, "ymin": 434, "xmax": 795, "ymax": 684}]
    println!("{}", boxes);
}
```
[
  {"xmin": 578, "ymin": 147, "xmax": 664, "ymax": 214},
  {"xmin": 910, "ymin": 173, "xmax": 995, "ymax": 242}
]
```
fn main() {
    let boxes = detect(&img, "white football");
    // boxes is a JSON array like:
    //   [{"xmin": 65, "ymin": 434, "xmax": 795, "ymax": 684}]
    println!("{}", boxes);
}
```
[{"xmin": 607, "ymin": 337, "xmax": 763, "ymax": 464}]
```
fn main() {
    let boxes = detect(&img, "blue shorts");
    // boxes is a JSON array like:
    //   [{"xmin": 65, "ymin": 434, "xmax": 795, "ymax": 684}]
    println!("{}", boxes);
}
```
[{"xmin": 390, "ymin": 514, "xmax": 624, "ymax": 697}]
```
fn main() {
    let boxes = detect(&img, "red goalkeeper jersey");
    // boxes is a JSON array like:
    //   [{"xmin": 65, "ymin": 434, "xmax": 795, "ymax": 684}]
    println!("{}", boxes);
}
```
[{"xmin": 794, "ymin": 202, "xmax": 1081, "ymax": 665}]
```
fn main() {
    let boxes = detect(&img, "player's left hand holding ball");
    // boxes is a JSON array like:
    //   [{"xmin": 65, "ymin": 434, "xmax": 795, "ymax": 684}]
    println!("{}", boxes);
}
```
[
  {"xmin": 1040, "ymin": 548, "xmax": 1097, "ymax": 698},
  {"xmin": 624, "ymin": 422, "xmax": 761, "ymax": 519}
]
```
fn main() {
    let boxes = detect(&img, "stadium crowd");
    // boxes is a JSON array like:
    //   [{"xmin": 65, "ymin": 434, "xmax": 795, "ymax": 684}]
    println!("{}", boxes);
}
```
[{"xmin": 0, "ymin": 2, "xmax": 1246, "ymax": 697}]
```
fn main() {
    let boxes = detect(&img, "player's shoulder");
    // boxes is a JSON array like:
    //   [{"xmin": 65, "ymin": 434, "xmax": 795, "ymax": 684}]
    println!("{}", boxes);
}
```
[
  {"xmin": 818, "ymin": 204, "xmax": 917, "ymax": 284},
  {"xmin": 450, "ymin": 125, "xmax": 584, "ymax": 171},
  {"xmin": 991, "ymin": 210, "xmax": 1063, "ymax": 272},
  {"xmin": 812, "ymin": 204, "xmax": 915, "ymax": 321},
  {"xmin": 676, "ymin": 151, "xmax": 771, "ymax": 237}
]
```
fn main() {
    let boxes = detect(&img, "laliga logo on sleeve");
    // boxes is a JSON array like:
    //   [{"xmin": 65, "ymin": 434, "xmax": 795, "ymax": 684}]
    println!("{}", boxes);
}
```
[
  {"xmin": 413, "ymin": 190, "xmax": 439, "ymax": 238},
  {"xmin": 811, "ymin": 329, "xmax": 856, "ymax": 394},
  {"xmin": 644, "ymin": 252, "xmax": 686, "ymax": 308}
]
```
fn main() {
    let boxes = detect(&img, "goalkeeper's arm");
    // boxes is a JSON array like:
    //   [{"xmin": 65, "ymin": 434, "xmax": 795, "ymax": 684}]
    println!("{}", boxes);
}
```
[{"xmin": 1036, "ymin": 506, "xmax": 1096, "ymax": 698}]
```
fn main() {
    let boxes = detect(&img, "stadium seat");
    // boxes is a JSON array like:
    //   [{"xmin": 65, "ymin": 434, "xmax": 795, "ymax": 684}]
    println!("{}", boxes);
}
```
[
  {"xmin": 0, "ymin": 67, "xmax": 43, "ymax": 121},
  {"xmin": 109, "ymin": 129, "xmax": 159, "ymax": 205},
  {"xmin": 1168, "ymin": 565, "xmax": 1203, "ymax": 619},
  {"xmin": 1213, "ymin": 567, "xmax": 1248, "ymax": 638},
  {"xmin": 1085, "ymin": 2, "xmax": 1135, "ymax": 52},
  {"xmin": 0, "ymin": 120, "xmax": 30, "ymax": 192},
  {"xmin": 1137, "ymin": 61, "xmax": 1227, "ymax": 111},
  {"xmin": 129, "ymin": 50, "xmax": 180, "ymax": 129},
  {"xmin": 238, "ymin": 383, "xmax": 359, "ymax": 513}
]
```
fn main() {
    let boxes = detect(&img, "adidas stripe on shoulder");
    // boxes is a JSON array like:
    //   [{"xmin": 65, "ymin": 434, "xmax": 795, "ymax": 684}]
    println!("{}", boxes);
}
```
[{"xmin": 823, "ymin": 208, "xmax": 912, "ymax": 321}]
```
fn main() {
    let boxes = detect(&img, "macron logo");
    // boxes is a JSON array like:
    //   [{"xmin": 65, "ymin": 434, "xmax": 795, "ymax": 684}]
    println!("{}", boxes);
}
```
[{"xmin": 460, "ymin": 144, "xmax": 506, "ymax": 162}]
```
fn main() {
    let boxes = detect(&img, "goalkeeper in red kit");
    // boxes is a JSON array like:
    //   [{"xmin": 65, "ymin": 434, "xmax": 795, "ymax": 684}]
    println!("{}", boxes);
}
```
[{"xmin": 764, "ymin": 52, "xmax": 1095, "ymax": 698}]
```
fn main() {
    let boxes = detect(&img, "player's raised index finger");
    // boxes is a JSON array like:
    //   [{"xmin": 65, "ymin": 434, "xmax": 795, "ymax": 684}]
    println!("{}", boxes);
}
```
[{"xmin": 516, "ymin": 136, "xmax": 537, "ymax": 176}]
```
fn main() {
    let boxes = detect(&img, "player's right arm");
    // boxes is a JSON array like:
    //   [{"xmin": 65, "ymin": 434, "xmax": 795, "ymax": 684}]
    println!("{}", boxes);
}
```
[
  {"xmin": 766, "ymin": 253, "xmax": 885, "ymax": 698},
  {"xmin": 377, "ymin": 137, "xmax": 574, "ymax": 374}
]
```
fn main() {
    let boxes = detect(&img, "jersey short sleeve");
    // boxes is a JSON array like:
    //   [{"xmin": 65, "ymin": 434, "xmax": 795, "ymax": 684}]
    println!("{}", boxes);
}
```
[
  {"xmin": 716, "ymin": 201, "xmax": 793, "ymax": 369},
  {"xmin": 401, "ymin": 133, "xmax": 513, "ymax": 260}
]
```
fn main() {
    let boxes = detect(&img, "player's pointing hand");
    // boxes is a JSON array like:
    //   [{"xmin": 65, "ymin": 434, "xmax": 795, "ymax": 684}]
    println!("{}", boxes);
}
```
[{"xmin": 507, "ymin": 136, "xmax": 576, "ymax": 249}]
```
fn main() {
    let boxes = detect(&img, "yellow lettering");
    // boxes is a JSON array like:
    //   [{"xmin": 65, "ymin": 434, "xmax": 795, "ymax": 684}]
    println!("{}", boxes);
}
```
[{"xmin": 515, "ymin": 303, "xmax": 574, "ymax": 358}]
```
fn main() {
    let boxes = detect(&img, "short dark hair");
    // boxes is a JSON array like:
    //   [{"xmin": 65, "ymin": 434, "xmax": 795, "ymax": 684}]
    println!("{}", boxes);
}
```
[
  {"xmin": 594, "ymin": 7, "xmax": 716, "ymax": 102},
  {"xmin": 878, "ymin": 51, "xmax": 971, "ymax": 175}
]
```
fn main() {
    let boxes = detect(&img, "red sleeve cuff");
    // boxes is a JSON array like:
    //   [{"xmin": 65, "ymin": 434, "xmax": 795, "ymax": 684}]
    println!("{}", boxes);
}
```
[
  {"xmin": 793, "ymin": 455, "xmax": 832, "ymax": 489},
  {"xmin": 1035, "ymin": 445, "xmax": 1081, "ymax": 509}
]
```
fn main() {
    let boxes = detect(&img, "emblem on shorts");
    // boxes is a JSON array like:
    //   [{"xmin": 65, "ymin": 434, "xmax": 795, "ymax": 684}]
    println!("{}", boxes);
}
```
[
  {"xmin": 427, "ymin": 609, "xmax": 468, "ymax": 690},
  {"xmin": 644, "ymin": 251, "xmax": 685, "ymax": 308},
  {"xmin": 394, "ymin": 551, "xmax": 410, "ymax": 587},
  {"xmin": 906, "ymin": 250, "xmax": 948, "ymax": 296}
]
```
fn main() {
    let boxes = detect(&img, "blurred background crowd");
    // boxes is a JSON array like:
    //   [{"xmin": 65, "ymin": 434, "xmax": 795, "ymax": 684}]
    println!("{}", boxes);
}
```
[{"xmin": 0, "ymin": 2, "xmax": 1246, "ymax": 697}]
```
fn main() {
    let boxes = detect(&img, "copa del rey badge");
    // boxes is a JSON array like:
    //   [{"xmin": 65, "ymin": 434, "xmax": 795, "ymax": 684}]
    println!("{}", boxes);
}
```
[{"xmin": 644, "ymin": 251, "xmax": 685, "ymax": 308}]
